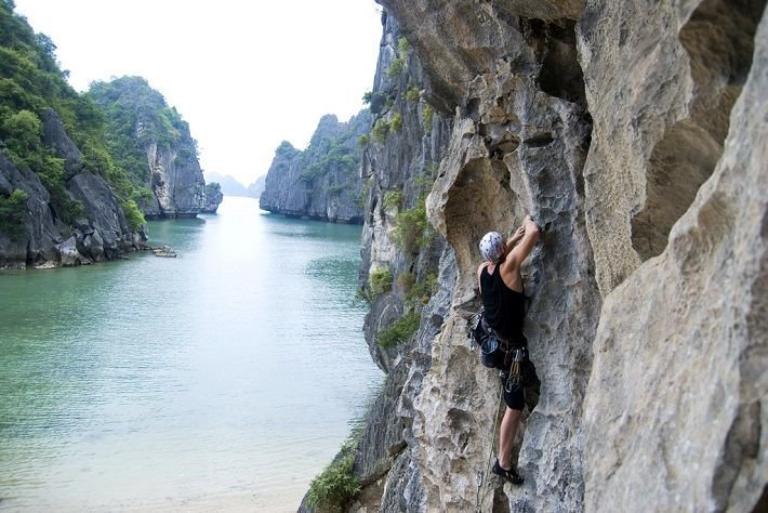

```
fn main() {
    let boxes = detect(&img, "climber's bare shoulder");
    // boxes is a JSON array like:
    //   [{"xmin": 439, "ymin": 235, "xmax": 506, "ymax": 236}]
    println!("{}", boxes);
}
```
[{"xmin": 499, "ymin": 258, "xmax": 524, "ymax": 293}]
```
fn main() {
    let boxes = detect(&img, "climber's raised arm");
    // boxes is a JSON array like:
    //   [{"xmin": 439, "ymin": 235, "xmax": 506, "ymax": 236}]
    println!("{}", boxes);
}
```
[
  {"xmin": 503, "ymin": 215, "xmax": 540, "ymax": 270},
  {"xmin": 506, "ymin": 225, "xmax": 526, "ymax": 249}
]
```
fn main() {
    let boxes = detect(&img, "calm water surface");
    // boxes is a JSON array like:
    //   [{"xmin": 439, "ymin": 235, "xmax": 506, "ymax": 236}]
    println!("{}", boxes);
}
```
[{"xmin": 0, "ymin": 196, "xmax": 381, "ymax": 513}]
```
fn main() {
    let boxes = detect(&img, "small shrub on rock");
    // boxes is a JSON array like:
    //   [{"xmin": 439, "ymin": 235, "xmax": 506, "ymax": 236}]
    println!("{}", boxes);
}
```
[
  {"xmin": 0, "ymin": 189, "xmax": 28, "ymax": 240},
  {"xmin": 405, "ymin": 86, "xmax": 421, "ymax": 102},
  {"xmin": 397, "ymin": 36, "xmax": 411, "ymax": 56},
  {"xmin": 386, "ymin": 57, "xmax": 405, "ymax": 78},
  {"xmin": 371, "ymin": 118, "xmax": 390, "ymax": 143},
  {"xmin": 306, "ymin": 443, "xmax": 359, "ymax": 513},
  {"xmin": 406, "ymin": 272, "xmax": 438, "ymax": 306},
  {"xmin": 422, "ymin": 103, "xmax": 434, "ymax": 134},
  {"xmin": 382, "ymin": 190, "xmax": 403, "ymax": 210},
  {"xmin": 377, "ymin": 311, "xmax": 420, "ymax": 348},
  {"xmin": 121, "ymin": 198, "xmax": 146, "ymax": 231},
  {"xmin": 369, "ymin": 267, "xmax": 393, "ymax": 296},
  {"xmin": 390, "ymin": 112, "xmax": 403, "ymax": 133},
  {"xmin": 392, "ymin": 197, "xmax": 428, "ymax": 254}
]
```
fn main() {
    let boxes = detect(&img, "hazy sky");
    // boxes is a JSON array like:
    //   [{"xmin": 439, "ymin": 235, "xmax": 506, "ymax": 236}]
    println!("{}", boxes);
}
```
[{"xmin": 13, "ymin": 0, "xmax": 383, "ymax": 186}]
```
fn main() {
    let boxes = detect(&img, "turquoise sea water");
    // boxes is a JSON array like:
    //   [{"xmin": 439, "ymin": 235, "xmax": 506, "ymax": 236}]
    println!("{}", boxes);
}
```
[{"xmin": 0, "ymin": 196, "xmax": 381, "ymax": 513}]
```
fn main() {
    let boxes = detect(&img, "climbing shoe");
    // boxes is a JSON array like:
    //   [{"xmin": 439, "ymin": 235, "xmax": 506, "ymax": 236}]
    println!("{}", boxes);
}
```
[{"xmin": 492, "ymin": 459, "xmax": 524, "ymax": 485}]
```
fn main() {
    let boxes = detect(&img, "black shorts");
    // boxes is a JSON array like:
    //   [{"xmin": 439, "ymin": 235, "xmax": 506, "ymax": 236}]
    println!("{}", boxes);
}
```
[
  {"xmin": 502, "ymin": 379, "xmax": 525, "ymax": 410},
  {"xmin": 500, "ymin": 357, "xmax": 538, "ymax": 411}
]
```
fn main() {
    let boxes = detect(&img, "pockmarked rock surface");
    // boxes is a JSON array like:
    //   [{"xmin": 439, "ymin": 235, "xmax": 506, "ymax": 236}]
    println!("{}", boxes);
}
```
[
  {"xmin": 299, "ymin": 1, "xmax": 768, "ymax": 512},
  {"xmin": 583, "ymin": 9, "xmax": 768, "ymax": 513},
  {"xmin": 578, "ymin": 0, "xmax": 766, "ymax": 294}
]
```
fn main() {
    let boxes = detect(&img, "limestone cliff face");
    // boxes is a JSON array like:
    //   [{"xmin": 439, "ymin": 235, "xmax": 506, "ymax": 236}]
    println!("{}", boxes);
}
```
[
  {"xmin": 0, "ymin": 109, "xmax": 143, "ymax": 268},
  {"xmin": 202, "ymin": 182, "xmax": 223, "ymax": 213},
  {"xmin": 142, "ymin": 134, "xmax": 208, "ymax": 218},
  {"xmin": 580, "ymin": 2, "xmax": 767, "ymax": 511},
  {"xmin": 309, "ymin": 1, "xmax": 768, "ymax": 513},
  {"xmin": 88, "ymin": 76, "xmax": 222, "ymax": 219},
  {"xmin": 260, "ymin": 111, "xmax": 371, "ymax": 224}
]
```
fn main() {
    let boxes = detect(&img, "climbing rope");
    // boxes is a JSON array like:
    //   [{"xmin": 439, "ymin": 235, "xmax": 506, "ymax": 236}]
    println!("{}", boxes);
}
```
[{"xmin": 475, "ymin": 373, "xmax": 505, "ymax": 513}]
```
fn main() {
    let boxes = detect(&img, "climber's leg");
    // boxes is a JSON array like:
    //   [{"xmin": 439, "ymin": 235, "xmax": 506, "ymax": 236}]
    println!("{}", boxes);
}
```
[{"xmin": 498, "ymin": 406, "xmax": 522, "ymax": 470}]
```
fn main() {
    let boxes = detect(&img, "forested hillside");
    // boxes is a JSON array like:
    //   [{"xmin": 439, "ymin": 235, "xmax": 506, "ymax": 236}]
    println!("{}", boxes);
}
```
[
  {"xmin": 0, "ymin": 0, "xmax": 145, "ymax": 233},
  {"xmin": 0, "ymin": 0, "xmax": 222, "ymax": 267}
]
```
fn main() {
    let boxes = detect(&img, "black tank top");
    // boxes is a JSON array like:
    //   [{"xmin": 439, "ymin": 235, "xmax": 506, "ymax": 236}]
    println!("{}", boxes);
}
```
[{"xmin": 480, "ymin": 264, "xmax": 526, "ymax": 342}]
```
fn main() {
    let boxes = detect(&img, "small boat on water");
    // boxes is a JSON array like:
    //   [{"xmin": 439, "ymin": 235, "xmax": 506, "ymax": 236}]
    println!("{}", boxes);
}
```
[{"xmin": 152, "ymin": 246, "xmax": 177, "ymax": 258}]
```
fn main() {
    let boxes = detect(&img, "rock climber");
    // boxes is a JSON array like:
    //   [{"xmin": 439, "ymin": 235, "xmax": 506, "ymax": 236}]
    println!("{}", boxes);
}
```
[{"xmin": 476, "ymin": 215, "xmax": 540, "ymax": 485}]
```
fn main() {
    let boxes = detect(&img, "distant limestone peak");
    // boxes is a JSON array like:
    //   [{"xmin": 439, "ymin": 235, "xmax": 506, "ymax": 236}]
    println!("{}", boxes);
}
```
[{"xmin": 259, "ymin": 109, "xmax": 371, "ymax": 224}]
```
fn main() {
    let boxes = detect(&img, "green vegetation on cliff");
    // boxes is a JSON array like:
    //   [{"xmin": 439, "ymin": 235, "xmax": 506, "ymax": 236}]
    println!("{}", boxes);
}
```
[
  {"xmin": 405, "ymin": 85, "xmax": 421, "ymax": 102},
  {"xmin": 400, "ymin": 271, "xmax": 438, "ymax": 306},
  {"xmin": 377, "ymin": 311, "xmax": 420, "ymax": 348},
  {"xmin": 386, "ymin": 57, "xmax": 405, "ymax": 78},
  {"xmin": 392, "ymin": 196, "xmax": 429, "ymax": 253},
  {"xmin": 371, "ymin": 117, "xmax": 390, "ymax": 143},
  {"xmin": 299, "ymin": 137, "xmax": 357, "ymax": 183},
  {"xmin": 306, "ymin": 436, "xmax": 360, "ymax": 512},
  {"xmin": 421, "ymin": 103, "xmax": 434, "ymax": 134},
  {"xmin": 87, "ymin": 76, "xmax": 194, "ymax": 188},
  {"xmin": 390, "ymin": 112, "xmax": 403, "ymax": 132},
  {"xmin": 0, "ymin": 0, "xmax": 145, "ymax": 229},
  {"xmin": 368, "ymin": 267, "xmax": 393, "ymax": 296},
  {"xmin": 383, "ymin": 190, "xmax": 403, "ymax": 210},
  {"xmin": 0, "ymin": 188, "xmax": 27, "ymax": 239}
]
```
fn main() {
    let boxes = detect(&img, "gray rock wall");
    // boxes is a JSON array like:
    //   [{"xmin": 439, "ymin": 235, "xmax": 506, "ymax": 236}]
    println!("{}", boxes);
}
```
[
  {"xmin": 143, "ymin": 135, "xmax": 208, "ymax": 218},
  {"xmin": 0, "ymin": 109, "xmax": 142, "ymax": 268},
  {"xmin": 321, "ymin": 1, "xmax": 768, "ymax": 513},
  {"xmin": 581, "ymin": 2, "xmax": 768, "ymax": 512},
  {"xmin": 202, "ymin": 182, "xmax": 223, "ymax": 213},
  {"xmin": 0, "ymin": 151, "xmax": 60, "ymax": 266},
  {"xmin": 354, "ymin": 10, "xmax": 456, "ymax": 512}
]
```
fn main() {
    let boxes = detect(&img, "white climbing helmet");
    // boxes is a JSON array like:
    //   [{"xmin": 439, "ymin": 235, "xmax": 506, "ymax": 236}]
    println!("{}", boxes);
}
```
[{"xmin": 479, "ymin": 231, "xmax": 504, "ymax": 262}]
